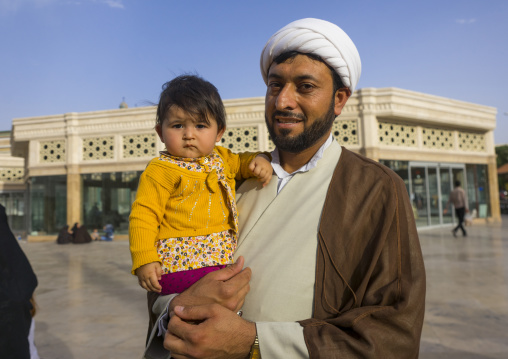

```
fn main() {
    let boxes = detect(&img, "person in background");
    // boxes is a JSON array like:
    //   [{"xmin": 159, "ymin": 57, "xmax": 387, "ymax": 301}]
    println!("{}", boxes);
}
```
[
  {"xmin": 0, "ymin": 204, "xmax": 38, "ymax": 359},
  {"xmin": 56, "ymin": 225, "xmax": 73, "ymax": 244},
  {"xmin": 91, "ymin": 229, "xmax": 100, "ymax": 241},
  {"xmin": 444, "ymin": 180, "xmax": 469, "ymax": 237},
  {"xmin": 101, "ymin": 224, "xmax": 114, "ymax": 241},
  {"xmin": 71, "ymin": 222, "xmax": 92, "ymax": 244}
]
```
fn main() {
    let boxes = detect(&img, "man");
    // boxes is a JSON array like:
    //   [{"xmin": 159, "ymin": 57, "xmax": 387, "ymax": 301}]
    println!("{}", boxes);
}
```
[
  {"xmin": 444, "ymin": 180, "xmax": 469, "ymax": 237},
  {"xmin": 144, "ymin": 18, "xmax": 426, "ymax": 359}
]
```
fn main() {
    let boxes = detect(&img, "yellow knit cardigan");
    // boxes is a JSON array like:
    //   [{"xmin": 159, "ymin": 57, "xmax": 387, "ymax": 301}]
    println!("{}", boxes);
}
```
[{"xmin": 129, "ymin": 146, "xmax": 260, "ymax": 274}]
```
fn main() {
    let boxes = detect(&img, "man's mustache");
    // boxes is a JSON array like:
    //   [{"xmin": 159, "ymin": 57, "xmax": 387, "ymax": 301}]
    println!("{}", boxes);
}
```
[{"xmin": 272, "ymin": 110, "xmax": 306, "ymax": 121}]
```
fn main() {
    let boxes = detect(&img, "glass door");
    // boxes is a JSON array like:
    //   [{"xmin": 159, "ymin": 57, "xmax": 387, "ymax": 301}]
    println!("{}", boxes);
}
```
[
  {"xmin": 407, "ymin": 162, "xmax": 466, "ymax": 227},
  {"xmin": 411, "ymin": 167, "xmax": 428, "ymax": 227},
  {"xmin": 440, "ymin": 167, "xmax": 454, "ymax": 224},
  {"xmin": 428, "ymin": 167, "xmax": 440, "ymax": 225}
]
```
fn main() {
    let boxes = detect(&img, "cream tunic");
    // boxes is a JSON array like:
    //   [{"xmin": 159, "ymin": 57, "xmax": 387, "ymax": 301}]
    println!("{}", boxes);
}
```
[
  {"xmin": 143, "ymin": 141, "xmax": 342, "ymax": 359},
  {"xmin": 234, "ymin": 141, "xmax": 341, "ymax": 358}
]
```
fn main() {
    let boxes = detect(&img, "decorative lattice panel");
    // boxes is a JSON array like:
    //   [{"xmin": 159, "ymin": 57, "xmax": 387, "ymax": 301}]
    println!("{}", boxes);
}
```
[
  {"xmin": 378, "ymin": 122, "xmax": 417, "ymax": 147},
  {"xmin": 332, "ymin": 119, "xmax": 359, "ymax": 145},
  {"xmin": 40, "ymin": 140, "xmax": 66, "ymax": 163},
  {"xmin": 0, "ymin": 168, "xmax": 24, "ymax": 182},
  {"xmin": 83, "ymin": 137, "xmax": 115, "ymax": 160},
  {"xmin": 123, "ymin": 134, "xmax": 157, "ymax": 158},
  {"xmin": 458, "ymin": 132, "xmax": 486, "ymax": 152},
  {"xmin": 220, "ymin": 127, "xmax": 259, "ymax": 152},
  {"xmin": 267, "ymin": 136, "xmax": 275, "ymax": 152},
  {"xmin": 422, "ymin": 127, "xmax": 454, "ymax": 150}
]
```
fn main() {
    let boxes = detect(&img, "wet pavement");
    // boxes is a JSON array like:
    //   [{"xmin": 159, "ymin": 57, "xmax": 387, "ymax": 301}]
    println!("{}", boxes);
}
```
[
  {"xmin": 419, "ymin": 216, "xmax": 508, "ymax": 359},
  {"xmin": 19, "ymin": 215, "xmax": 508, "ymax": 359}
]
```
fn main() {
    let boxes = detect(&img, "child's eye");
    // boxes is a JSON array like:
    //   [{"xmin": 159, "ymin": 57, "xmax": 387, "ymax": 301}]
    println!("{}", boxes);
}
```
[
  {"xmin": 172, "ymin": 124, "xmax": 183, "ymax": 129},
  {"xmin": 196, "ymin": 124, "xmax": 208, "ymax": 129}
]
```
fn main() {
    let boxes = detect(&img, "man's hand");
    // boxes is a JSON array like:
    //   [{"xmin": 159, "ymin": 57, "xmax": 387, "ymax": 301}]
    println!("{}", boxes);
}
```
[
  {"xmin": 164, "ymin": 304, "xmax": 256, "ymax": 359},
  {"xmin": 169, "ymin": 256, "xmax": 251, "ymax": 313},
  {"xmin": 135, "ymin": 261, "xmax": 162, "ymax": 293},
  {"xmin": 249, "ymin": 155, "xmax": 273, "ymax": 187}
]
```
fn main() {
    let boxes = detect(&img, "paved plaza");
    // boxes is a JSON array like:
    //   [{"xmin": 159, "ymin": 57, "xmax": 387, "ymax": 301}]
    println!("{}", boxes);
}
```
[{"xmin": 19, "ymin": 215, "xmax": 508, "ymax": 359}]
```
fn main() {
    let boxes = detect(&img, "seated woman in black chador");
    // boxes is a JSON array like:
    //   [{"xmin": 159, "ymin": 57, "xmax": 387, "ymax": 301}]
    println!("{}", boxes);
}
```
[
  {"xmin": 56, "ymin": 225, "xmax": 73, "ymax": 244},
  {"xmin": 71, "ymin": 222, "xmax": 92, "ymax": 244}
]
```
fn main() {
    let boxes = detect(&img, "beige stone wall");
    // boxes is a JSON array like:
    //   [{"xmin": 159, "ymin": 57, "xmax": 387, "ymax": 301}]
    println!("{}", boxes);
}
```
[
  {"xmin": 6, "ymin": 87, "xmax": 501, "ymax": 231},
  {"xmin": 0, "ymin": 131, "xmax": 26, "ymax": 192}
]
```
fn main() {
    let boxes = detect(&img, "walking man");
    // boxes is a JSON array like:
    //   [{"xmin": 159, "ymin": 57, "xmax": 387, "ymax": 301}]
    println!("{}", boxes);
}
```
[{"xmin": 445, "ymin": 180, "xmax": 469, "ymax": 237}]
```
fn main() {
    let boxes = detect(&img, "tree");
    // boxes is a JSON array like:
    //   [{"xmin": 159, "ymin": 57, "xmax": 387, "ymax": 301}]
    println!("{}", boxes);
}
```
[
  {"xmin": 496, "ymin": 145, "xmax": 508, "ymax": 192},
  {"xmin": 496, "ymin": 145, "xmax": 508, "ymax": 167}
]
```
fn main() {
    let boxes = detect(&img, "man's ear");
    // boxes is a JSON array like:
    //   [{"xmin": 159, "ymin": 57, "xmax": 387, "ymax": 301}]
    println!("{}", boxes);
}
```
[
  {"xmin": 216, "ymin": 127, "xmax": 225, "ymax": 143},
  {"xmin": 155, "ymin": 124, "xmax": 164, "ymax": 142},
  {"xmin": 334, "ymin": 88, "xmax": 351, "ymax": 116}
]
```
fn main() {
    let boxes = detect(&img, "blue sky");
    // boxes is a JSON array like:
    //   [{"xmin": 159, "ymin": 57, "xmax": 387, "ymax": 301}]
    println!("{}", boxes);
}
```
[{"xmin": 1, "ymin": 0, "xmax": 507, "ymax": 144}]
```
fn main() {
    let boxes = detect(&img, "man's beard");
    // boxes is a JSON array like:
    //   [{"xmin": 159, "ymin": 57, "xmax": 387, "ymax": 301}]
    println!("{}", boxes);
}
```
[{"xmin": 266, "ymin": 98, "xmax": 336, "ymax": 153}]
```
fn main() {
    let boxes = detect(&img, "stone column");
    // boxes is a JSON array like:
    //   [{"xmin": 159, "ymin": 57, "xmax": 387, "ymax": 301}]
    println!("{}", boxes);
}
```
[
  {"xmin": 484, "ymin": 130, "xmax": 501, "ymax": 223},
  {"xmin": 66, "ymin": 166, "xmax": 81, "ymax": 225},
  {"xmin": 487, "ymin": 155, "xmax": 501, "ymax": 222},
  {"xmin": 357, "ymin": 88, "xmax": 379, "ymax": 161},
  {"xmin": 65, "ymin": 113, "xmax": 81, "ymax": 226}
]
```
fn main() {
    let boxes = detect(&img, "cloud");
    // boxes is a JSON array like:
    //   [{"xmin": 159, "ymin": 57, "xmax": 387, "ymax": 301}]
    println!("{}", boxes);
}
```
[
  {"xmin": 456, "ymin": 18, "xmax": 476, "ymax": 25},
  {"xmin": 0, "ymin": 0, "xmax": 124, "ymax": 13},
  {"xmin": 103, "ymin": 0, "xmax": 123, "ymax": 9},
  {"xmin": 0, "ymin": 0, "xmax": 58, "ymax": 13}
]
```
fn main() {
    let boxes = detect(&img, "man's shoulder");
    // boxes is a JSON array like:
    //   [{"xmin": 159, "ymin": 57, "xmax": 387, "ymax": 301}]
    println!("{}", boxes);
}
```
[
  {"xmin": 451, "ymin": 187, "xmax": 464, "ymax": 194},
  {"xmin": 338, "ymin": 147, "xmax": 403, "ymax": 186}
]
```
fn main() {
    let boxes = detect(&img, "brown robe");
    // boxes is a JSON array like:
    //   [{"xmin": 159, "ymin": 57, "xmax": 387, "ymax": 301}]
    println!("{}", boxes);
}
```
[{"xmin": 299, "ymin": 148, "xmax": 426, "ymax": 358}]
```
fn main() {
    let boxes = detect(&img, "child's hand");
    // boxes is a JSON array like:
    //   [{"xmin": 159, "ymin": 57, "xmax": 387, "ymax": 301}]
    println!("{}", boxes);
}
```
[
  {"xmin": 135, "ymin": 262, "xmax": 162, "ymax": 293},
  {"xmin": 249, "ymin": 155, "xmax": 273, "ymax": 187}
]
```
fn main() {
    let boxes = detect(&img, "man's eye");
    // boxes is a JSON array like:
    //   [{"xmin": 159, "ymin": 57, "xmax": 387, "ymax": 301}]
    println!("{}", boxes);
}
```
[{"xmin": 299, "ymin": 83, "xmax": 314, "ymax": 91}]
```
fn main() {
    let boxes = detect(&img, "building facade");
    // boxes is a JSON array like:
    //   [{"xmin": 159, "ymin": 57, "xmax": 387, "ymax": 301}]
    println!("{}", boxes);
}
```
[
  {"xmin": 2, "ymin": 87, "xmax": 500, "ymax": 241},
  {"xmin": 0, "ymin": 131, "xmax": 26, "ymax": 237}
]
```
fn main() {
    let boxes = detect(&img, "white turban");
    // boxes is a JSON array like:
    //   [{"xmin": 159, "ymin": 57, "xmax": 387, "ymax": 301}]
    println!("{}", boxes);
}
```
[{"xmin": 260, "ymin": 18, "xmax": 361, "ymax": 93}]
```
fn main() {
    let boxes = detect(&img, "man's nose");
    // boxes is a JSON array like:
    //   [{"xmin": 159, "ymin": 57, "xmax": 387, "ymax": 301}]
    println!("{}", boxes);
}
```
[{"xmin": 275, "ymin": 84, "xmax": 297, "ymax": 111}]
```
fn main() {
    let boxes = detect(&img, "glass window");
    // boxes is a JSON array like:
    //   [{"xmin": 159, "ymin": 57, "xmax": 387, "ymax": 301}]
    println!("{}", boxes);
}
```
[
  {"xmin": 0, "ymin": 191, "xmax": 26, "ymax": 233},
  {"xmin": 466, "ymin": 164, "xmax": 490, "ymax": 218},
  {"xmin": 81, "ymin": 171, "xmax": 142, "ymax": 234},
  {"xmin": 428, "ymin": 168, "xmax": 440, "ymax": 225},
  {"xmin": 439, "ymin": 167, "xmax": 454, "ymax": 224},
  {"xmin": 30, "ymin": 176, "xmax": 67, "ymax": 235},
  {"xmin": 411, "ymin": 167, "xmax": 429, "ymax": 227}
]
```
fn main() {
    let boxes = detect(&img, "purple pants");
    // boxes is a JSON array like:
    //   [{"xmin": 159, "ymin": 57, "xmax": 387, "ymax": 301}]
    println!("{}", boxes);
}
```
[{"xmin": 159, "ymin": 265, "xmax": 227, "ymax": 295}]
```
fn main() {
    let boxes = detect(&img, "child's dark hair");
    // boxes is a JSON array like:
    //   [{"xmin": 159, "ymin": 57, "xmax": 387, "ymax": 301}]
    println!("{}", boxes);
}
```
[{"xmin": 156, "ymin": 75, "xmax": 226, "ymax": 132}]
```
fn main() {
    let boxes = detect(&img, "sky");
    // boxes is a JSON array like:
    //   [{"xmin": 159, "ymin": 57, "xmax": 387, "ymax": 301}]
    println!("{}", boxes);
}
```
[{"xmin": 1, "ymin": 0, "xmax": 507, "ymax": 144}]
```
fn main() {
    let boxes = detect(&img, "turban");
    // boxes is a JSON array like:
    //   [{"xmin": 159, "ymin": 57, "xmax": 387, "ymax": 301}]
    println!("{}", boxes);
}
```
[{"xmin": 260, "ymin": 18, "xmax": 361, "ymax": 93}]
